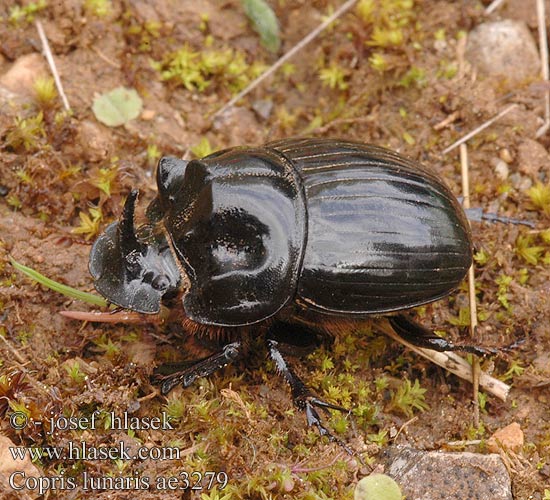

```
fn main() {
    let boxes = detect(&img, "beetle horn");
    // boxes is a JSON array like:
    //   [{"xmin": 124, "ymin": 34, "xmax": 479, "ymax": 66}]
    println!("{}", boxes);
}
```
[{"xmin": 119, "ymin": 189, "xmax": 141, "ymax": 254}]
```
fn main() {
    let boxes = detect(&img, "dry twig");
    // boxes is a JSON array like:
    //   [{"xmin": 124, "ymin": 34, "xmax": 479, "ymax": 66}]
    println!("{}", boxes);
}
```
[{"xmin": 377, "ymin": 319, "xmax": 510, "ymax": 401}]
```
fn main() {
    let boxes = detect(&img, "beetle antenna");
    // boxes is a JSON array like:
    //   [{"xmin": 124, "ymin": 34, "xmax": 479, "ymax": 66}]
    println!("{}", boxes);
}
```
[{"xmin": 119, "ymin": 190, "xmax": 141, "ymax": 253}]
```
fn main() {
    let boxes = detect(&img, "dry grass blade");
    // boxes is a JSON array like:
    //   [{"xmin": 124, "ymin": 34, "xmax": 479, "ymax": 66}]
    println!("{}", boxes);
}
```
[
  {"xmin": 442, "ymin": 104, "xmax": 517, "ymax": 155},
  {"xmin": 535, "ymin": 0, "xmax": 549, "ymax": 138},
  {"xmin": 35, "ymin": 20, "xmax": 71, "ymax": 112},
  {"xmin": 485, "ymin": 0, "xmax": 506, "ymax": 14},
  {"xmin": 460, "ymin": 144, "xmax": 480, "ymax": 427}
]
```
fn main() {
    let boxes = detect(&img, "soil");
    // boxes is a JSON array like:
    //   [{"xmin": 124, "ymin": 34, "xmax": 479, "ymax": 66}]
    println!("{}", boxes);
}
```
[{"xmin": 0, "ymin": 1, "xmax": 549, "ymax": 499}]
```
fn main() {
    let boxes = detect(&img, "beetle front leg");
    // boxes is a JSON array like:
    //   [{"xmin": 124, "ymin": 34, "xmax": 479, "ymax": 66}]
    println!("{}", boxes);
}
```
[
  {"xmin": 267, "ymin": 339, "xmax": 354, "ymax": 455},
  {"xmin": 389, "ymin": 314, "xmax": 496, "ymax": 356},
  {"xmin": 157, "ymin": 341, "xmax": 244, "ymax": 395}
]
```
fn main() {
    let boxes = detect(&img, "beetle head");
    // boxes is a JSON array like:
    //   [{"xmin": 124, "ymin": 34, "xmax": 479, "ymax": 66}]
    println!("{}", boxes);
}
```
[{"xmin": 89, "ymin": 190, "xmax": 181, "ymax": 313}]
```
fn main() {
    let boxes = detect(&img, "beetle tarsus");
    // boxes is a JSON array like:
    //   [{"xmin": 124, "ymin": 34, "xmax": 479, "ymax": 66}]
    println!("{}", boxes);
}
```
[
  {"xmin": 157, "ymin": 341, "xmax": 243, "ymax": 395},
  {"xmin": 267, "ymin": 339, "xmax": 354, "ymax": 455},
  {"xmin": 389, "ymin": 315, "xmax": 497, "ymax": 357}
]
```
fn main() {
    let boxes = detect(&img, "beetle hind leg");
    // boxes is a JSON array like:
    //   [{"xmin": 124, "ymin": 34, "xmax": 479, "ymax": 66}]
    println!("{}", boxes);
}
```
[
  {"xmin": 267, "ymin": 339, "xmax": 355, "ymax": 456},
  {"xmin": 155, "ymin": 341, "xmax": 244, "ymax": 395},
  {"xmin": 389, "ymin": 314, "xmax": 496, "ymax": 356}
]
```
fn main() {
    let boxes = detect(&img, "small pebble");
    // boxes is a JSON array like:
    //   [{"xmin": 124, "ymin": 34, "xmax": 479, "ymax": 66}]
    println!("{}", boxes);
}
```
[
  {"xmin": 466, "ymin": 20, "xmax": 540, "ymax": 84},
  {"xmin": 487, "ymin": 422, "xmax": 524, "ymax": 453},
  {"xmin": 499, "ymin": 148, "xmax": 513, "ymax": 164},
  {"xmin": 494, "ymin": 160, "xmax": 509, "ymax": 181}
]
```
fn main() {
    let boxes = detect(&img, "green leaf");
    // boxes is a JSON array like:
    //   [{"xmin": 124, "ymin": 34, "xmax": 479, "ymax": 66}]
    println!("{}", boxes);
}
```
[
  {"xmin": 92, "ymin": 87, "xmax": 143, "ymax": 127},
  {"xmin": 355, "ymin": 474, "xmax": 402, "ymax": 500},
  {"xmin": 9, "ymin": 256, "xmax": 107, "ymax": 307},
  {"xmin": 241, "ymin": 0, "xmax": 281, "ymax": 53}
]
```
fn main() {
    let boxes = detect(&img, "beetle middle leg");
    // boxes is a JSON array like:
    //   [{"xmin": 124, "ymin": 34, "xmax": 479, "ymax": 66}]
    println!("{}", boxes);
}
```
[
  {"xmin": 388, "ymin": 314, "xmax": 496, "ymax": 356},
  {"xmin": 266, "ymin": 322, "xmax": 354, "ymax": 455}
]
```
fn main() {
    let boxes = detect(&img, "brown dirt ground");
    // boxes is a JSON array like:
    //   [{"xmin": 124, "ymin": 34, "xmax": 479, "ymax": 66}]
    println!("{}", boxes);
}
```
[{"xmin": 0, "ymin": 1, "xmax": 550, "ymax": 499}]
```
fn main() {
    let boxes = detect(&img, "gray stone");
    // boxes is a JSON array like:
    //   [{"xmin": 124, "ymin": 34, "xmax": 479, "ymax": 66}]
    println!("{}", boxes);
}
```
[
  {"xmin": 466, "ymin": 20, "xmax": 540, "ymax": 85},
  {"xmin": 384, "ymin": 446, "xmax": 512, "ymax": 500}
]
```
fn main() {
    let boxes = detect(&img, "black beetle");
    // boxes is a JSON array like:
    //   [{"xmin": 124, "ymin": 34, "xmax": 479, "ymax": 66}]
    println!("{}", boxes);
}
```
[{"xmin": 89, "ymin": 138, "xmax": 487, "ymax": 443}]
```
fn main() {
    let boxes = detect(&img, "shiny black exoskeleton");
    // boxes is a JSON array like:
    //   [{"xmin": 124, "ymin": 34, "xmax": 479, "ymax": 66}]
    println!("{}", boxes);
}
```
[{"xmin": 89, "ymin": 138, "xmax": 483, "ymax": 446}]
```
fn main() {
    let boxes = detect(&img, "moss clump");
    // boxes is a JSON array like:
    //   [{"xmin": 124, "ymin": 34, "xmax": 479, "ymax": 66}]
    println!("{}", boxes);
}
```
[{"xmin": 152, "ymin": 45, "xmax": 265, "ymax": 94}]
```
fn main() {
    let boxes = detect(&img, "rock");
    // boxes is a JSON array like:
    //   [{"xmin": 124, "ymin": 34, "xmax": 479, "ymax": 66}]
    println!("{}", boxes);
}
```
[
  {"xmin": 517, "ymin": 139, "xmax": 550, "ymax": 178},
  {"xmin": 384, "ymin": 446, "xmax": 512, "ymax": 500},
  {"xmin": 466, "ymin": 20, "xmax": 540, "ymax": 85},
  {"xmin": 252, "ymin": 99, "xmax": 273, "ymax": 121},
  {"xmin": 0, "ymin": 434, "xmax": 42, "ymax": 499},
  {"xmin": 487, "ymin": 422, "xmax": 524, "ymax": 453},
  {"xmin": 492, "ymin": 158, "xmax": 509, "ymax": 181},
  {"xmin": 0, "ymin": 53, "xmax": 49, "ymax": 97},
  {"xmin": 76, "ymin": 120, "xmax": 114, "ymax": 162}
]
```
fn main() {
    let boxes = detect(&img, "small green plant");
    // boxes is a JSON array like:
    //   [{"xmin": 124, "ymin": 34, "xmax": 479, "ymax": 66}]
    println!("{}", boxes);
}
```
[
  {"xmin": 84, "ymin": 0, "xmax": 112, "ymax": 17},
  {"xmin": 369, "ymin": 26, "xmax": 404, "ymax": 47},
  {"xmin": 473, "ymin": 249, "xmax": 489, "ymax": 265},
  {"xmin": 152, "ymin": 45, "xmax": 265, "ymax": 94},
  {"xmin": 388, "ymin": 378, "xmax": 428, "ymax": 417},
  {"xmin": 319, "ymin": 63, "xmax": 349, "ymax": 90},
  {"xmin": 527, "ymin": 182, "xmax": 550, "ymax": 216},
  {"xmin": 15, "ymin": 169, "xmax": 32, "ymax": 185},
  {"xmin": 477, "ymin": 391, "xmax": 488, "ymax": 413},
  {"xmin": 191, "ymin": 137, "xmax": 214, "ymax": 158},
  {"xmin": 448, "ymin": 306, "xmax": 471, "ymax": 327},
  {"xmin": 495, "ymin": 273, "xmax": 513, "ymax": 311},
  {"xmin": 146, "ymin": 144, "xmax": 161, "ymax": 164},
  {"xmin": 9, "ymin": 0, "xmax": 47, "ymax": 24},
  {"xmin": 163, "ymin": 396, "xmax": 186, "ymax": 421},
  {"xmin": 369, "ymin": 52, "xmax": 388, "ymax": 72},
  {"xmin": 72, "ymin": 207, "xmax": 103, "ymax": 241},
  {"xmin": 94, "ymin": 334, "xmax": 120, "ymax": 358},
  {"xmin": 367, "ymin": 429, "xmax": 388, "ymax": 446},
  {"xmin": 515, "ymin": 234, "xmax": 545, "ymax": 266},
  {"xmin": 89, "ymin": 166, "xmax": 119, "ymax": 197},
  {"xmin": 501, "ymin": 360, "xmax": 525, "ymax": 382},
  {"xmin": 399, "ymin": 66, "xmax": 426, "ymax": 88},
  {"xmin": 5, "ymin": 112, "xmax": 46, "ymax": 151},
  {"xmin": 359, "ymin": 0, "xmax": 415, "ymax": 48},
  {"xmin": 6, "ymin": 194, "xmax": 22, "ymax": 210},
  {"xmin": 33, "ymin": 76, "xmax": 57, "ymax": 108},
  {"xmin": 64, "ymin": 361, "xmax": 86, "ymax": 385}
]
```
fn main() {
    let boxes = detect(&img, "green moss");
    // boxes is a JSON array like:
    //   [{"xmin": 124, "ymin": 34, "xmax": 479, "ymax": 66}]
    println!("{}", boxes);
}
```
[
  {"xmin": 33, "ymin": 76, "xmax": 57, "ymax": 108},
  {"xmin": 71, "ymin": 207, "xmax": 103, "ymax": 241},
  {"xmin": 319, "ymin": 63, "xmax": 349, "ymax": 91},
  {"xmin": 5, "ymin": 112, "xmax": 46, "ymax": 152},
  {"xmin": 152, "ymin": 45, "xmax": 265, "ymax": 94},
  {"xmin": 9, "ymin": 0, "xmax": 47, "ymax": 24},
  {"xmin": 387, "ymin": 378, "xmax": 428, "ymax": 417},
  {"xmin": 84, "ymin": 0, "xmax": 112, "ymax": 17}
]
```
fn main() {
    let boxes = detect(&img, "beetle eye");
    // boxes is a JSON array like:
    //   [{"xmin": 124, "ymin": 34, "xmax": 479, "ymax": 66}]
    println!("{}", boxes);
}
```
[{"xmin": 151, "ymin": 275, "xmax": 170, "ymax": 291}]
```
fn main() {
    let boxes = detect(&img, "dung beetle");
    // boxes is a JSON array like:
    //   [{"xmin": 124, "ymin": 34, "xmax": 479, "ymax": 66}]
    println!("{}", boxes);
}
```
[{"xmin": 89, "ymin": 138, "xmax": 488, "ymax": 443}]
